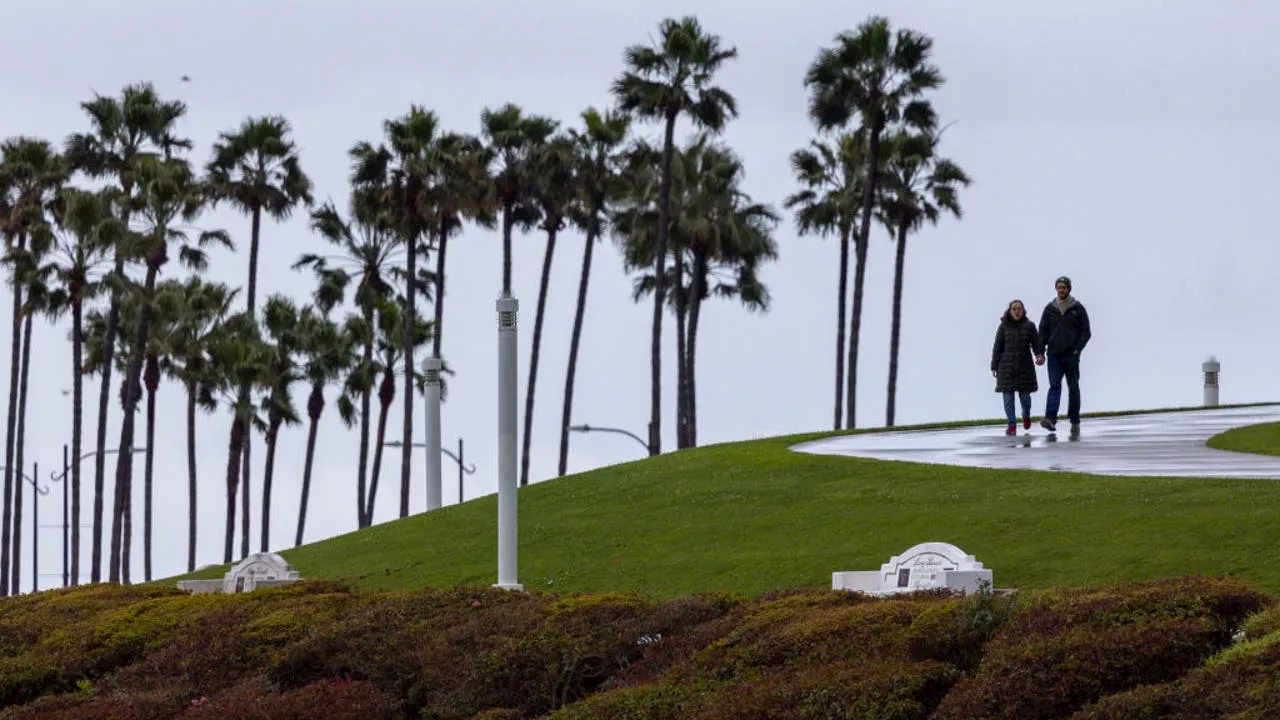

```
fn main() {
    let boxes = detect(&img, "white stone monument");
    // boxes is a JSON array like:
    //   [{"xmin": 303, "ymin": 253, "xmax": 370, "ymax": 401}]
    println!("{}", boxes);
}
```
[
  {"xmin": 176, "ymin": 552, "xmax": 303, "ymax": 594},
  {"xmin": 831, "ymin": 541, "xmax": 993, "ymax": 596}
]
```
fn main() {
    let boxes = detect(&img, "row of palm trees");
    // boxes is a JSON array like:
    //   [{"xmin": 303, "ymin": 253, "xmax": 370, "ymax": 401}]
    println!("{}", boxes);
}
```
[{"xmin": 0, "ymin": 13, "xmax": 968, "ymax": 596}]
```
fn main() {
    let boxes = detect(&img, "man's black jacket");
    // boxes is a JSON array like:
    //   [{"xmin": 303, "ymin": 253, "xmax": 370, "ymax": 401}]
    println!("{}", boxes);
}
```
[{"xmin": 1038, "ymin": 298, "xmax": 1091, "ymax": 356}]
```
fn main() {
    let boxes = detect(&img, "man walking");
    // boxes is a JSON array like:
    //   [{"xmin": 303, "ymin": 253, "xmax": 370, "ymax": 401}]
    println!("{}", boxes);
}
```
[{"xmin": 1038, "ymin": 276, "xmax": 1091, "ymax": 436}]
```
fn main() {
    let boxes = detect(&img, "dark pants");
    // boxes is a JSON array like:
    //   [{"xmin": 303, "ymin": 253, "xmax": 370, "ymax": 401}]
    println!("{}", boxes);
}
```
[
  {"xmin": 1002, "ymin": 391, "xmax": 1032, "ymax": 425},
  {"xmin": 1045, "ymin": 352, "xmax": 1081, "ymax": 424}
]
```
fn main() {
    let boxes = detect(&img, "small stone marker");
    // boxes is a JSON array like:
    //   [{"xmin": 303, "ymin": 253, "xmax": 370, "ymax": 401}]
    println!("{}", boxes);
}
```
[
  {"xmin": 176, "ymin": 552, "xmax": 302, "ymax": 595},
  {"xmin": 831, "ymin": 541, "xmax": 993, "ymax": 596}
]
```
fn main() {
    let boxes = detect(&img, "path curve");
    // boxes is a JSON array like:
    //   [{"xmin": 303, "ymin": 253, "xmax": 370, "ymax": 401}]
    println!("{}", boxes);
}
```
[{"xmin": 789, "ymin": 405, "xmax": 1280, "ymax": 479}]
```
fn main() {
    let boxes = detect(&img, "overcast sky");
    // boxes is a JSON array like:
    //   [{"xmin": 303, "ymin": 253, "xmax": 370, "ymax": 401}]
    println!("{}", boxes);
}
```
[{"xmin": 2, "ymin": 0, "xmax": 1277, "ymax": 590}]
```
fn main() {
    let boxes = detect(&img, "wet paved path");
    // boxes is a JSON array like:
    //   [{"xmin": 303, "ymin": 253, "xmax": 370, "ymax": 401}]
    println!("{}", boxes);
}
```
[{"xmin": 789, "ymin": 405, "xmax": 1280, "ymax": 478}]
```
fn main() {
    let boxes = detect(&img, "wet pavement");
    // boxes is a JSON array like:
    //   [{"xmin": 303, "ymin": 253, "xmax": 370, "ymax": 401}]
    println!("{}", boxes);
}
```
[{"xmin": 789, "ymin": 405, "xmax": 1280, "ymax": 478}]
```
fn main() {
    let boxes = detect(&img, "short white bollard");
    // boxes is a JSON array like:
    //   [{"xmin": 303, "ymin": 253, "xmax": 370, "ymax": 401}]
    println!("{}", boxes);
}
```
[{"xmin": 1202, "ymin": 356, "xmax": 1220, "ymax": 407}]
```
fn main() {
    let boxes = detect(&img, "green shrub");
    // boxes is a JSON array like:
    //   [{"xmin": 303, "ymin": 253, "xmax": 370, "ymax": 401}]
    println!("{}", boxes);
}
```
[{"xmin": 182, "ymin": 675, "xmax": 403, "ymax": 719}]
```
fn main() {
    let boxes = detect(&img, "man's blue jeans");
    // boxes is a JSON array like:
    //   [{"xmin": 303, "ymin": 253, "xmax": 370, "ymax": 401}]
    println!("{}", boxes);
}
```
[
  {"xmin": 1003, "ymin": 391, "xmax": 1031, "ymax": 425},
  {"xmin": 1045, "ymin": 352, "xmax": 1081, "ymax": 424}
]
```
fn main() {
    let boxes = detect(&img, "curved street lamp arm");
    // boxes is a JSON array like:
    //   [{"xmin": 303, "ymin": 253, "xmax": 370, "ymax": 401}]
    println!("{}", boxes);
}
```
[
  {"xmin": 50, "ymin": 447, "xmax": 148, "ymax": 483},
  {"xmin": 440, "ymin": 448, "xmax": 477, "ymax": 475},
  {"xmin": 567, "ymin": 424, "xmax": 650, "ymax": 452}
]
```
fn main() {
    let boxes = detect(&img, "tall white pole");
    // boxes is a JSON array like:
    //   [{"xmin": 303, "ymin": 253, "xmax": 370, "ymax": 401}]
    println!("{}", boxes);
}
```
[
  {"xmin": 495, "ymin": 295, "xmax": 522, "ymax": 590},
  {"xmin": 423, "ymin": 356, "xmax": 443, "ymax": 511},
  {"xmin": 1202, "ymin": 356, "xmax": 1220, "ymax": 407}
]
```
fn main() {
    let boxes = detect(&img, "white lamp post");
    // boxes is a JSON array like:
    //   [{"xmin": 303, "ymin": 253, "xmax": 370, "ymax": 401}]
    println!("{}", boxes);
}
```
[
  {"xmin": 495, "ymin": 295, "xmax": 521, "ymax": 590},
  {"xmin": 423, "ymin": 356, "xmax": 443, "ymax": 511}
]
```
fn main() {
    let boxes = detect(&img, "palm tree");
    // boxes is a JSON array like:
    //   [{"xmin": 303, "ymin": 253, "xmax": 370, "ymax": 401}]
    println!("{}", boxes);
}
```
[
  {"xmin": 804, "ymin": 16, "xmax": 942, "ymax": 429},
  {"xmin": 206, "ymin": 312, "xmax": 267, "ymax": 563},
  {"xmin": 256, "ymin": 295, "xmax": 303, "ymax": 552},
  {"xmin": 10, "ymin": 270, "xmax": 54, "ymax": 594},
  {"xmin": 294, "ymin": 307, "xmax": 356, "ymax": 546},
  {"xmin": 612, "ymin": 16, "xmax": 739, "ymax": 456},
  {"xmin": 558, "ymin": 108, "xmax": 631, "ymax": 477},
  {"xmin": 206, "ymin": 115, "xmax": 313, "ymax": 560},
  {"xmin": 351, "ymin": 108, "xmax": 440, "ymax": 518},
  {"xmin": 63, "ymin": 82, "xmax": 188, "ymax": 583},
  {"xmin": 46, "ymin": 186, "xmax": 121, "ymax": 584},
  {"xmin": 296, "ymin": 185, "xmax": 400, "ymax": 529},
  {"xmin": 878, "ymin": 129, "xmax": 970, "ymax": 426},
  {"xmin": 363, "ymin": 296, "xmax": 430, "ymax": 525},
  {"xmin": 158, "ymin": 276, "xmax": 238, "ymax": 571},
  {"xmin": 520, "ymin": 134, "xmax": 577, "ymax": 487},
  {"xmin": 109, "ymin": 155, "xmax": 230, "ymax": 582},
  {"xmin": 0, "ymin": 137, "xmax": 65, "ymax": 596},
  {"xmin": 480, "ymin": 104, "xmax": 558, "ymax": 297},
  {"xmin": 785, "ymin": 132, "xmax": 868, "ymax": 431}
]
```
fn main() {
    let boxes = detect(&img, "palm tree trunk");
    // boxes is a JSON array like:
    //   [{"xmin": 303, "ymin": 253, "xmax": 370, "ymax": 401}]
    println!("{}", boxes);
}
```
[
  {"xmin": 673, "ymin": 251, "xmax": 688, "ymax": 450},
  {"xmin": 238, "ymin": 206, "xmax": 263, "ymax": 560},
  {"xmin": 260, "ymin": 421, "xmax": 281, "ymax": 552},
  {"xmin": 557, "ymin": 227, "xmax": 598, "ymax": 477},
  {"xmin": 649, "ymin": 111, "xmax": 678, "ymax": 456},
  {"xmin": 502, "ymin": 208, "xmax": 513, "ymax": 295},
  {"xmin": 0, "ymin": 270, "xmax": 22, "ymax": 596},
  {"xmin": 91, "ymin": 252, "xmax": 127, "ymax": 584},
  {"xmin": 686, "ymin": 253, "xmax": 707, "ymax": 448},
  {"xmin": 400, "ymin": 227, "xmax": 417, "ymax": 519},
  {"xmin": 110, "ymin": 261, "xmax": 158, "ymax": 583},
  {"xmin": 432, "ymin": 221, "xmax": 448, "ymax": 358},
  {"xmin": 845, "ymin": 119, "xmax": 883, "ymax": 430},
  {"xmin": 832, "ymin": 222, "xmax": 851, "ymax": 430},
  {"xmin": 885, "ymin": 222, "xmax": 910, "ymax": 427},
  {"xmin": 366, "ymin": 368, "xmax": 395, "ymax": 526},
  {"xmin": 223, "ymin": 415, "xmax": 245, "ymax": 564},
  {"xmin": 71, "ymin": 299, "xmax": 84, "ymax": 585},
  {"xmin": 143, "ymin": 354, "xmax": 159, "ymax": 582},
  {"xmin": 520, "ymin": 225, "xmax": 558, "ymax": 487},
  {"xmin": 296, "ymin": 385, "xmax": 323, "ymax": 547},
  {"xmin": 356, "ymin": 305, "xmax": 374, "ymax": 528},
  {"xmin": 185, "ymin": 378, "xmax": 197, "ymax": 572},
  {"xmin": 10, "ymin": 310, "xmax": 33, "ymax": 593}
]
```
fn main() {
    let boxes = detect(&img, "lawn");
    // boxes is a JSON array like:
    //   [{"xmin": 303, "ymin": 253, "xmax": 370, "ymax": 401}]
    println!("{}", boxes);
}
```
[
  {"xmin": 162, "ymin": 403, "xmax": 1280, "ymax": 598},
  {"xmin": 1208, "ymin": 421, "xmax": 1280, "ymax": 457}
]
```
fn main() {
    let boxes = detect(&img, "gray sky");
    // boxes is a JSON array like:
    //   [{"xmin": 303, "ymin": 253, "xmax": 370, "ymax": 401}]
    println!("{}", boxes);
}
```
[{"xmin": 2, "ymin": 0, "xmax": 1277, "ymax": 590}]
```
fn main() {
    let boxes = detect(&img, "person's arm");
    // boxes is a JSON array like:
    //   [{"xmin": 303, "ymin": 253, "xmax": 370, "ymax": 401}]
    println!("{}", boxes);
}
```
[
  {"xmin": 1029, "ymin": 323, "xmax": 1044, "ymax": 363},
  {"xmin": 1075, "ymin": 304, "xmax": 1091, "ymax": 353},
  {"xmin": 991, "ymin": 326, "xmax": 1005, "ymax": 374},
  {"xmin": 1037, "ymin": 305, "xmax": 1051, "ymax": 355}
]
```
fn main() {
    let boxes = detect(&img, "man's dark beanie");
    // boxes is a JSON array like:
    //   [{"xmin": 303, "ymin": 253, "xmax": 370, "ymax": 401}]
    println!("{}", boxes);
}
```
[{"xmin": 1055, "ymin": 276, "xmax": 1072, "ymax": 291}]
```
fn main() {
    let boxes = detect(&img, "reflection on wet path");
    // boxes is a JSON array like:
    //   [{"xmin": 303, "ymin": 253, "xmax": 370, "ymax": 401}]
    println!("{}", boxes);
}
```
[{"xmin": 790, "ymin": 406, "xmax": 1280, "ymax": 478}]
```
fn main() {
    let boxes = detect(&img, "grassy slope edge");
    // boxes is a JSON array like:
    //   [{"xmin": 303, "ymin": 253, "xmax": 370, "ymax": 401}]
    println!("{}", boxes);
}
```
[
  {"xmin": 160, "ymin": 402, "xmax": 1280, "ymax": 598},
  {"xmin": 1208, "ymin": 421, "xmax": 1280, "ymax": 457}
]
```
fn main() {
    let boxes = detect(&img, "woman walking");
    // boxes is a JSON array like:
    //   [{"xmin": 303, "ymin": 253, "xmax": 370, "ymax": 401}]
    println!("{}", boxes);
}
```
[{"xmin": 991, "ymin": 299, "xmax": 1045, "ymax": 435}]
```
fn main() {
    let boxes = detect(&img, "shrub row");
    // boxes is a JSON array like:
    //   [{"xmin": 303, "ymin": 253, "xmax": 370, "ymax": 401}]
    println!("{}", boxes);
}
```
[{"xmin": 0, "ymin": 575, "xmax": 1273, "ymax": 719}]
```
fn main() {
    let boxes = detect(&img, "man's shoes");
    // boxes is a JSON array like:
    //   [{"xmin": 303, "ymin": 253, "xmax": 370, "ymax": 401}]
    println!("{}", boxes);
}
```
[
  {"xmin": 1069, "ymin": 422, "xmax": 1080, "ymax": 437},
  {"xmin": 1040, "ymin": 418, "xmax": 1057, "ymax": 432},
  {"xmin": 1005, "ymin": 424, "xmax": 1017, "ymax": 436},
  {"xmin": 1023, "ymin": 417, "xmax": 1032, "ymax": 431}
]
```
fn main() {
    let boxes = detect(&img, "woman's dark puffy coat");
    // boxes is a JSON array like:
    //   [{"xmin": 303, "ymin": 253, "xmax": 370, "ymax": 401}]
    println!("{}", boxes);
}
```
[{"xmin": 991, "ymin": 317, "xmax": 1041, "ymax": 393}]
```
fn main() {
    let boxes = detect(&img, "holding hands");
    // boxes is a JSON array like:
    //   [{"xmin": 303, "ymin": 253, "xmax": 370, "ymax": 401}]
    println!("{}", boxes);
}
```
[{"xmin": 1035, "ymin": 355, "xmax": 1045, "ymax": 366}]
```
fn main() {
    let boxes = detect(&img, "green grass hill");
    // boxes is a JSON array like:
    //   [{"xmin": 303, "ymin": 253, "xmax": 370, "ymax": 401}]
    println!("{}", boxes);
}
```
[{"xmin": 165, "ymin": 403, "xmax": 1280, "ymax": 598}]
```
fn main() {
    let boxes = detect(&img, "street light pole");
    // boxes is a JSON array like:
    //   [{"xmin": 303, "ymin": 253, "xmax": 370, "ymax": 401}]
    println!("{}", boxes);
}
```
[
  {"xmin": 386, "ymin": 439, "xmax": 476, "ymax": 507},
  {"xmin": 566, "ymin": 424, "xmax": 651, "ymax": 454},
  {"xmin": 495, "ymin": 294, "xmax": 520, "ymax": 591},
  {"xmin": 0, "ymin": 464, "xmax": 46, "ymax": 596},
  {"xmin": 423, "ymin": 357, "xmax": 443, "ymax": 511},
  {"xmin": 48, "ymin": 446, "xmax": 147, "ymax": 588}
]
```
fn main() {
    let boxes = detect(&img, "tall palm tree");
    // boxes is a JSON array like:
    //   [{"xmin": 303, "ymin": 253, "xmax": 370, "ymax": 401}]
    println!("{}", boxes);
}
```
[
  {"xmin": 520, "ymin": 134, "xmax": 577, "ymax": 487},
  {"xmin": 612, "ymin": 16, "xmax": 739, "ymax": 455},
  {"xmin": 878, "ymin": 129, "xmax": 970, "ymax": 426},
  {"xmin": 256, "ymin": 295, "xmax": 303, "ymax": 552},
  {"xmin": 480, "ymin": 104, "xmax": 558, "ymax": 297},
  {"xmin": 63, "ymin": 82, "xmax": 188, "ymax": 583},
  {"xmin": 0, "ymin": 137, "xmax": 65, "ymax": 595},
  {"xmin": 46, "ymin": 186, "xmax": 121, "ymax": 584},
  {"xmin": 206, "ymin": 115, "xmax": 313, "ymax": 560},
  {"xmin": 10, "ymin": 270, "xmax": 54, "ymax": 594},
  {"xmin": 804, "ymin": 16, "xmax": 942, "ymax": 429},
  {"xmin": 351, "ymin": 108, "xmax": 440, "ymax": 518},
  {"xmin": 558, "ymin": 108, "xmax": 631, "ymax": 477},
  {"xmin": 296, "ymin": 185, "xmax": 400, "ymax": 529},
  {"xmin": 158, "ymin": 276, "xmax": 237, "ymax": 571},
  {"xmin": 294, "ymin": 307, "xmax": 356, "ymax": 546},
  {"xmin": 206, "ymin": 311, "xmax": 267, "ymax": 563},
  {"xmin": 785, "ymin": 132, "xmax": 867, "ymax": 431},
  {"xmin": 109, "ymin": 155, "xmax": 230, "ymax": 582},
  {"xmin": 363, "ymin": 296, "xmax": 430, "ymax": 525}
]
